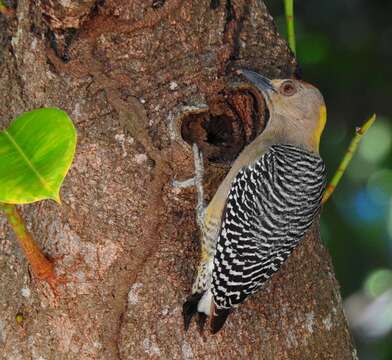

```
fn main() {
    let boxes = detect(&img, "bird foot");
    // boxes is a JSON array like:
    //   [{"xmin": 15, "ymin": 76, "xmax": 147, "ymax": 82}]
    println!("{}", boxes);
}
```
[{"xmin": 172, "ymin": 143, "xmax": 206, "ymax": 228}]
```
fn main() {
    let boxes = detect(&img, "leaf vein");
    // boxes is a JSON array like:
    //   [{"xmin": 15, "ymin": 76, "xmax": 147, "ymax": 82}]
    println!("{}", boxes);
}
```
[{"xmin": 3, "ymin": 130, "xmax": 51, "ymax": 192}]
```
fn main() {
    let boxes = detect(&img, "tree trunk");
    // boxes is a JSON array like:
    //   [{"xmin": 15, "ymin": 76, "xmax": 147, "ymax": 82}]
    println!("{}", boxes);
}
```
[{"xmin": 0, "ymin": 1, "xmax": 356, "ymax": 359}]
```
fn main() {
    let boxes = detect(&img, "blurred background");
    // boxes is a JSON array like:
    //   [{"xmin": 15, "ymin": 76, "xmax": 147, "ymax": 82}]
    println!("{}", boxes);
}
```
[{"xmin": 265, "ymin": 1, "xmax": 392, "ymax": 359}]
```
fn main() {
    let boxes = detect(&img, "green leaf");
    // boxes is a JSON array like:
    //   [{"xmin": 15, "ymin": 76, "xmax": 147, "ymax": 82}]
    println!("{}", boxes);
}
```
[{"xmin": 0, "ymin": 108, "xmax": 77, "ymax": 204}]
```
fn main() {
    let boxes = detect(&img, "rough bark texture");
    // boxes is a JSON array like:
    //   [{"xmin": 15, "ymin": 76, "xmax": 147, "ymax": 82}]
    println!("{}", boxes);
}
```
[{"xmin": 0, "ymin": 1, "xmax": 356, "ymax": 359}]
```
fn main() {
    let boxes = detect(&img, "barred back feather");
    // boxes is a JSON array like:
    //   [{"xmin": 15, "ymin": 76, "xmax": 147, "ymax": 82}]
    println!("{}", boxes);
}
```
[{"xmin": 210, "ymin": 144, "xmax": 326, "ymax": 329}]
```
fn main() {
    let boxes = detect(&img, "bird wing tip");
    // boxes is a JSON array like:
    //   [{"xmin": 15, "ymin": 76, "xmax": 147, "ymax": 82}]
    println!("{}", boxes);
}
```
[{"xmin": 209, "ymin": 302, "xmax": 231, "ymax": 334}]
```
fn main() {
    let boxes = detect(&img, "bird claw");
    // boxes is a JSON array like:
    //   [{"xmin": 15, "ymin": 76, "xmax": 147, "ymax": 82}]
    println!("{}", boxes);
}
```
[
  {"xmin": 172, "ymin": 177, "xmax": 196, "ymax": 189},
  {"xmin": 193, "ymin": 143, "xmax": 206, "ymax": 226}
]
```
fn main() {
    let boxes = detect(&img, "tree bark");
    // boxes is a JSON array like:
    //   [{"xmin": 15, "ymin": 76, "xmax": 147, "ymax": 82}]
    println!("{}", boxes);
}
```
[{"xmin": 0, "ymin": 1, "xmax": 356, "ymax": 359}]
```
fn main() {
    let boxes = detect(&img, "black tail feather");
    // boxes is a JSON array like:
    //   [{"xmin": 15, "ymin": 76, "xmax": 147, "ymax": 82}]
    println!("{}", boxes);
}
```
[
  {"xmin": 210, "ymin": 305, "xmax": 231, "ymax": 334},
  {"xmin": 182, "ymin": 293, "xmax": 203, "ymax": 332}
]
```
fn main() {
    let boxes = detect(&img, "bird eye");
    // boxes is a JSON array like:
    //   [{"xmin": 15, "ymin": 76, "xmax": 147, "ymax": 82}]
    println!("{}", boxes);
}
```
[{"xmin": 279, "ymin": 80, "xmax": 297, "ymax": 96}]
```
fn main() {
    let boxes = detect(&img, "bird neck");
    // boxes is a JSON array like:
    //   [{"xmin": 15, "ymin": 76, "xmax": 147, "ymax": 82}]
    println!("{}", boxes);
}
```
[{"xmin": 261, "ymin": 113, "xmax": 321, "ymax": 154}]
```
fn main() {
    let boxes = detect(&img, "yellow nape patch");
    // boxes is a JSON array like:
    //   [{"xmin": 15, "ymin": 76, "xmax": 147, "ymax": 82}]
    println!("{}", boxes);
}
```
[{"xmin": 314, "ymin": 105, "xmax": 327, "ymax": 150}]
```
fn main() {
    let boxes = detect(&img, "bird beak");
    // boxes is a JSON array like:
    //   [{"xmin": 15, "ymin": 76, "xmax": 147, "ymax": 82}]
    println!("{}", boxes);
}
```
[{"xmin": 238, "ymin": 69, "xmax": 276, "ymax": 94}]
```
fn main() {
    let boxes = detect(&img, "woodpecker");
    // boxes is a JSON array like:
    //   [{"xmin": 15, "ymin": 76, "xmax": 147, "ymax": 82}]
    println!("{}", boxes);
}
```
[{"xmin": 181, "ymin": 70, "xmax": 327, "ymax": 334}]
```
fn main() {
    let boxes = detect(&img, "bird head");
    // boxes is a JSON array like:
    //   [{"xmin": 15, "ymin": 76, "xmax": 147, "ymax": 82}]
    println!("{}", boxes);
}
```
[{"xmin": 239, "ymin": 69, "xmax": 327, "ymax": 153}]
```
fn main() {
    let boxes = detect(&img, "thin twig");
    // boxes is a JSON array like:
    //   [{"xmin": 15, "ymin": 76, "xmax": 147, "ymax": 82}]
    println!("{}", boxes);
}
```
[
  {"xmin": 322, "ymin": 114, "xmax": 376, "ymax": 204},
  {"xmin": 284, "ymin": 0, "xmax": 296, "ymax": 55}
]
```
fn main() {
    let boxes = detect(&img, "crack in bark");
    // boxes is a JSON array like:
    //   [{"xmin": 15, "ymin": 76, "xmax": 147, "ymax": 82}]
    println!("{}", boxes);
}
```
[
  {"xmin": 9, "ymin": 37, "xmax": 28, "ymax": 107},
  {"xmin": 104, "ymin": 88, "xmax": 175, "ymax": 359},
  {"xmin": 44, "ymin": 0, "xmax": 185, "ymax": 80},
  {"xmin": 210, "ymin": 0, "xmax": 220, "ymax": 10},
  {"xmin": 218, "ymin": 0, "xmax": 246, "ymax": 75},
  {"xmin": 152, "ymin": 0, "xmax": 166, "ymax": 9},
  {"xmin": 78, "ymin": 0, "xmax": 184, "ymax": 41}
]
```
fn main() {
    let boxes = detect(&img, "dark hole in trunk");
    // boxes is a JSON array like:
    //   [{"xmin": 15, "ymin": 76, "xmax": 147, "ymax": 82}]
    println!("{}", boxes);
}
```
[
  {"xmin": 180, "ymin": 85, "xmax": 268, "ymax": 165},
  {"xmin": 204, "ymin": 115, "xmax": 233, "ymax": 146}
]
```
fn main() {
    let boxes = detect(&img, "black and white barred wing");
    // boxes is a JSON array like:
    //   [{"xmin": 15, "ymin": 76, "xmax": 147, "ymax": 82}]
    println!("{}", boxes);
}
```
[{"xmin": 210, "ymin": 145, "xmax": 326, "ymax": 330}]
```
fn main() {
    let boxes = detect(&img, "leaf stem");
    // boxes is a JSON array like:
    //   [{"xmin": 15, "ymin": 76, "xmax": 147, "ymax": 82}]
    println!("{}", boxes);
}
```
[
  {"xmin": 0, "ymin": 203, "xmax": 55, "ymax": 282},
  {"xmin": 0, "ymin": 1, "xmax": 13, "ymax": 15},
  {"xmin": 322, "ymin": 114, "xmax": 376, "ymax": 204},
  {"xmin": 284, "ymin": 0, "xmax": 296, "ymax": 55}
]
